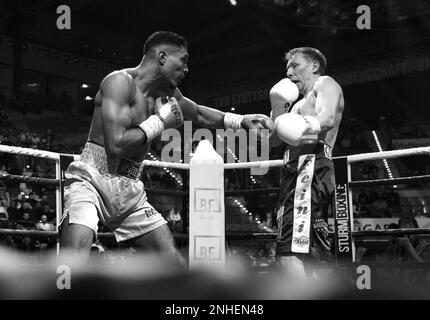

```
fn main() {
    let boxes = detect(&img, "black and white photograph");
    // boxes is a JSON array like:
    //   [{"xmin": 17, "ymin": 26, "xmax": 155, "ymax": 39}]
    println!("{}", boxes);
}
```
[{"xmin": 0, "ymin": 0, "xmax": 429, "ymax": 305}]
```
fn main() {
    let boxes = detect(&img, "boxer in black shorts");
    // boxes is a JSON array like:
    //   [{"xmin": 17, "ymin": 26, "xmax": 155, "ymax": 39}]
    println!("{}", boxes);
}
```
[
  {"xmin": 270, "ymin": 47, "xmax": 344, "ymax": 278},
  {"xmin": 277, "ymin": 143, "xmax": 334, "ymax": 263}
]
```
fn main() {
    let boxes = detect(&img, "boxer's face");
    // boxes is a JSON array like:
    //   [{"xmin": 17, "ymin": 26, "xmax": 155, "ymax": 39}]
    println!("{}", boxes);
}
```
[
  {"xmin": 161, "ymin": 45, "xmax": 189, "ymax": 89},
  {"xmin": 286, "ymin": 53, "xmax": 317, "ymax": 93}
]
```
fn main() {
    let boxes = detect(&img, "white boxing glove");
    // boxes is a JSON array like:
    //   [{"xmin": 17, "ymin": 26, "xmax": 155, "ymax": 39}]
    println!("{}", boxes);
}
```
[
  {"xmin": 138, "ymin": 96, "xmax": 184, "ymax": 141},
  {"xmin": 270, "ymin": 78, "xmax": 299, "ymax": 120},
  {"xmin": 274, "ymin": 113, "xmax": 321, "ymax": 146}
]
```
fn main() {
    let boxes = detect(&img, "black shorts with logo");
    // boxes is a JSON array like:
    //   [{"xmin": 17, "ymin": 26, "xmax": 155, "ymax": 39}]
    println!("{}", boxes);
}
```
[{"xmin": 276, "ymin": 143, "xmax": 334, "ymax": 262}]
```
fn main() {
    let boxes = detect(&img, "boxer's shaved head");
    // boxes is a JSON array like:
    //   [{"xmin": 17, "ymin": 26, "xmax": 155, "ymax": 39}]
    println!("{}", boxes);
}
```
[
  {"xmin": 143, "ymin": 31, "xmax": 188, "ymax": 57},
  {"xmin": 285, "ymin": 47, "xmax": 327, "ymax": 75}
]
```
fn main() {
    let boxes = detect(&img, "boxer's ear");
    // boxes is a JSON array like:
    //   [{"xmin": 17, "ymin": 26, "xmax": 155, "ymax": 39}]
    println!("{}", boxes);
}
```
[
  {"xmin": 158, "ymin": 51, "xmax": 167, "ymax": 66},
  {"xmin": 312, "ymin": 60, "xmax": 320, "ymax": 74}
]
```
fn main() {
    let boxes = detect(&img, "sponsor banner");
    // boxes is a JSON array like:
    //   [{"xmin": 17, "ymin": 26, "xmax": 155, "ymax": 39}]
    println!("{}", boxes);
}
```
[
  {"xmin": 333, "ymin": 157, "xmax": 353, "ymax": 266},
  {"xmin": 328, "ymin": 217, "xmax": 430, "ymax": 232},
  {"xmin": 213, "ymin": 88, "xmax": 270, "ymax": 108},
  {"xmin": 392, "ymin": 138, "xmax": 430, "ymax": 150},
  {"xmin": 335, "ymin": 55, "xmax": 430, "ymax": 86}
]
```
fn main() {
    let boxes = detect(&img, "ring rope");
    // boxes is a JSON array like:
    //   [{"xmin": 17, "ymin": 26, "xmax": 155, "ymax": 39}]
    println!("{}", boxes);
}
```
[
  {"xmin": 1, "ymin": 144, "xmax": 429, "ymax": 169},
  {"xmin": 353, "ymin": 228, "xmax": 430, "ymax": 237},
  {"xmin": 0, "ymin": 229, "xmax": 278, "ymax": 240},
  {"xmin": 349, "ymin": 175, "xmax": 430, "ymax": 187},
  {"xmin": 4, "ymin": 228, "xmax": 429, "ymax": 241},
  {"xmin": 141, "ymin": 160, "xmax": 190, "ymax": 170},
  {"xmin": 0, "ymin": 145, "xmax": 78, "ymax": 161},
  {"xmin": 0, "ymin": 228, "xmax": 115, "ymax": 240},
  {"xmin": 0, "ymin": 173, "xmax": 59, "ymax": 186},
  {"xmin": 346, "ymin": 146, "xmax": 430, "ymax": 163},
  {"xmin": 0, "ymin": 173, "xmax": 277, "ymax": 197},
  {"xmin": 353, "ymin": 261, "xmax": 430, "ymax": 268},
  {"xmin": 225, "ymin": 188, "xmax": 280, "ymax": 196},
  {"xmin": 145, "ymin": 188, "xmax": 187, "ymax": 197},
  {"xmin": 1, "ymin": 172, "xmax": 427, "ymax": 196}
]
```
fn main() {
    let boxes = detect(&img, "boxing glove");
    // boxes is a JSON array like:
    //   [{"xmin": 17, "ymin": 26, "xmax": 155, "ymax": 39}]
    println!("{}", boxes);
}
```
[
  {"xmin": 138, "ymin": 96, "xmax": 184, "ymax": 141},
  {"xmin": 274, "ymin": 113, "xmax": 321, "ymax": 146},
  {"xmin": 270, "ymin": 78, "xmax": 299, "ymax": 120}
]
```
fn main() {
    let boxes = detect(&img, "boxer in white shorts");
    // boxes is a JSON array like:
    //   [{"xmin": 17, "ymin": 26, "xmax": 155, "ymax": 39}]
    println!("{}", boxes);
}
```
[
  {"xmin": 59, "ymin": 31, "xmax": 274, "ymax": 265},
  {"xmin": 62, "ymin": 141, "xmax": 167, "ymax": 242}
]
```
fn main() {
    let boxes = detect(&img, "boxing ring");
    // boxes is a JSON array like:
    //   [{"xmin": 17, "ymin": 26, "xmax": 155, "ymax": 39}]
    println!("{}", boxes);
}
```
[{"xmin": 1, "ymin": 143, "xmax": 430, "ymax": 271}]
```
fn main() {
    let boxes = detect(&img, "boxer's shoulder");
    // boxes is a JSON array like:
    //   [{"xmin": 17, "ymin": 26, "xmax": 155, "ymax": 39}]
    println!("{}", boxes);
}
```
[
  {"xmin": 100, "ymin": 70, "xmax": 135, "ymax": 101},
  {"xmin": 314, "ymin": 76, "xmax": 341, "ymax": 93},
  {"xmin": 102, "ymin": 69, "xmax": 134, "ymax": 85}
]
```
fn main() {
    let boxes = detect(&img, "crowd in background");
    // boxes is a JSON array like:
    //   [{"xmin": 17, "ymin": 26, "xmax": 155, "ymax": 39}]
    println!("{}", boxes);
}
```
[{"xmin": 0, "ymin": 88, "xmax": 430, "ymax": 274}]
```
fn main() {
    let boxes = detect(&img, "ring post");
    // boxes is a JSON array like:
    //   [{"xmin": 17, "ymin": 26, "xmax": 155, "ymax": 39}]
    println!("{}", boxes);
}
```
[
  {"xmin": 57, "ymin": 155, "xmax": 74, "ymax": 257},
  {"xmin": 189, "ymin": 140, "xmax": 225, "ymax": 270},
  {"xmin": 333, "ymin": 157, "xmax": 354, "ymax": 267}
]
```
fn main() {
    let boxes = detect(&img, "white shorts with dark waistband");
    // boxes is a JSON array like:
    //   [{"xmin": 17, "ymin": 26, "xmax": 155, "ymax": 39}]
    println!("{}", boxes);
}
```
[{"xmin": 60, "ymin": 142, "xmax": 167, "ymax": 242}]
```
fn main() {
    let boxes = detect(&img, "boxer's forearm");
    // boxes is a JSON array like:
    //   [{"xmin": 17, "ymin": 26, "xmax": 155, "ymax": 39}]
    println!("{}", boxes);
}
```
[
  {"xmin": 192, "ymin": 104, "xmax": 225, "ymax": 128},
  {"xmin": 180, "ymin": 98, "xmax": 225, "ymax": 128},
  {"xmin": 314, "ymin": 112, "xmax": 335, "ymax": 132},
  {"xmin": 104, "ymin": 128, "xmax": 148, "ymax": 158}
]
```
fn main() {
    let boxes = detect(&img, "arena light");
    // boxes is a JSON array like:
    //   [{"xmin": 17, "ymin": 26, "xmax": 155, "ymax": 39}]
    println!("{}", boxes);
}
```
[
  {"xmin": 85, "ymin": 96, "xmax": 93, "ymax": 101},
  {"xmin": 228, "ymin": 0, "xmax": 237, "ymax": 6},
  {"xmin": 81, "ymin": 84, "xmax": 89, "ymax": 88}
]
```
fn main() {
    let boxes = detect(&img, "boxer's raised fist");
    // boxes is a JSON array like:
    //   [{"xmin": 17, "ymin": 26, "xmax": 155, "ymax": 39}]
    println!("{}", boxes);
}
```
[
  {"xmin": 241, "ymin": 114, "xmax": 275, "ymax": 140},
  {"xmin": 274, "ymin": 112, "xmax": 320, "ymax": 146},
  {"xmin": 270, "ymin": 78, "xmax": 299, "ymax": 119},
  {"xmin": 155, "ymin": 96, "xmax": 184, "ymax": 129},
  {"xmin": 138, "ymin": 96, "xmax": 183, "ymax": 142}
]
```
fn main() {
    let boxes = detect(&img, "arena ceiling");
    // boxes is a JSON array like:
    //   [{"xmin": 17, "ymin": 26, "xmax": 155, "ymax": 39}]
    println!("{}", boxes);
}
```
[{"xmin": 1, "ymin": 0, "xmax": 430, "ymax": 67}]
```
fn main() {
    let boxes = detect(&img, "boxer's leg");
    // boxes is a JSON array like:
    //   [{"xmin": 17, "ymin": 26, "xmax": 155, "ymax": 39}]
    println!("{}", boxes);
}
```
[
  {"xmin": 132, "ymin": 224, "xmax": 186, "ymax": 268},
  {"xmin": 277, "ymin": 254, "xmax": 307, "ymax": 279},
  {"xmin": 60, "ymin": 215, "xmax": 94, "ymax": 255},
  {"xmin": 59, "ymin": 201, "xmax": 98, "ymax": 257}
]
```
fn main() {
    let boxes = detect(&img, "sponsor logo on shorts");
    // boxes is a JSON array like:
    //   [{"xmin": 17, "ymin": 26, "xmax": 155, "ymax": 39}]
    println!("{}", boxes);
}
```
[
  {"xmin": 117, "ymin": 158, "xmax": 140, "ymax": 179},
  {"xmin": 324, "ymin": 144, "xmax": 332, "ymax": 159},
  {"xmin": 291, "ymin": 154, "xmax": 315, "ymax": 253},
  {"xmin": 297, "ymin": 220, "xmax": 305, "ymax": 233},
  {"xmin": 293, "ymin": 236, "xmax": 309, "ymax": 247},
  {"xmin": 144, "ymin": 208, "xmax": 158, "ymax": 218}
]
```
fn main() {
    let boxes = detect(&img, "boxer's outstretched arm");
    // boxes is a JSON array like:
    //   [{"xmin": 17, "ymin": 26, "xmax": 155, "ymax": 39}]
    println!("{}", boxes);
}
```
[
  {"xmin": 314, "ymin": 76, "xmax": 342, "ymax": 132},
  {"xmin": 174, "ymin": 89, "xmax": 224, "ymax": 128},
  {"xmin": 100, "ymin": 73, "xmax": 149, "ymax": 157}
]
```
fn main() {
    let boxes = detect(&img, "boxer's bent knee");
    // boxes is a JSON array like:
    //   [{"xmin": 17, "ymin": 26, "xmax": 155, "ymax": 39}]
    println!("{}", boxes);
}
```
[
  {"xmin": 132, "ymin": 224, "xmax": 186, "ymax": 267},
  {"xmin": 60, "ymin": 202, "xmax": 98, "ymax": 252},
  {"xmin": 133, "ymin": 224, "xmax": 176, "ymax": 251},
  {"xmin": 60, "ymin": 215, "xmax": 95, "ymax": 252}
]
